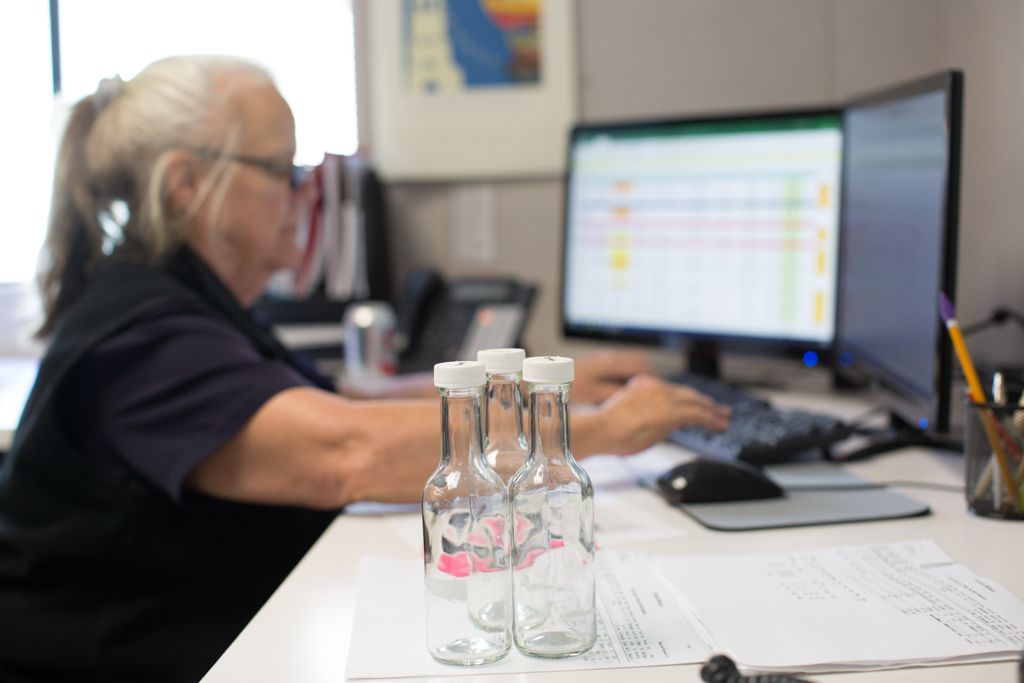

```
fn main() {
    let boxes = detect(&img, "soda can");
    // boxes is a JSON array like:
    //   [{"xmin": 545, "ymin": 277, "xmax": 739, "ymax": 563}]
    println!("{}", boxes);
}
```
[{"xmin": 343, "ymin": 301, "xmax": 398, "ymax": 382}]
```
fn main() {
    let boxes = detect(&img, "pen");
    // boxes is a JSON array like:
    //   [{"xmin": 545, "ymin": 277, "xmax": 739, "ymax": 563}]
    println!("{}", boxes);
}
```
[
  {"xmin": 1005, "ymin": 383, "xmax": 1024, "ymax": 509},
  {"xmin": 1015, "ymin": 389, "xmax": 1024, "ymax": 438},
  {"xmin": 939, "ymin": 293, "xmax": 1018, "ymax": 512},
  {"xmin": 993, "ymin": 372, "xmax": 1006, "ymax": 406},
  {"xmin": 993, "ymin": 420, "xmax": 1024, "ymax": 462},
  {"xmin": 989, "ymin": 372, "xmax": 1024, "ymax": 508}
]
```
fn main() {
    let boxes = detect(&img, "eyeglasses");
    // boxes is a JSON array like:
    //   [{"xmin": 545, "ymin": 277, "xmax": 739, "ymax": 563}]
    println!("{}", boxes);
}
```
[{"xmin": 189, "ymin": 148, "xmax": 311, "ymax": 190}]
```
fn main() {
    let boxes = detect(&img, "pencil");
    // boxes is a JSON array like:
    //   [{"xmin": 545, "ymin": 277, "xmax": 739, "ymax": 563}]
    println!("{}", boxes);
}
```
[
  {"xmin": 939, "ymin": 293, "xmax": 1018, "ymax": 512},
  {"xmin": 993, "ymin": 419, "xmax": 1023, "ymax": 462}
]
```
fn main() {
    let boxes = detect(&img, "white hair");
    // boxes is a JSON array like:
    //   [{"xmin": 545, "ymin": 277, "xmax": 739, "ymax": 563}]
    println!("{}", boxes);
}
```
[{"xmin": 38, "ymin": 55, "xmax": 274, "ymax": 335}]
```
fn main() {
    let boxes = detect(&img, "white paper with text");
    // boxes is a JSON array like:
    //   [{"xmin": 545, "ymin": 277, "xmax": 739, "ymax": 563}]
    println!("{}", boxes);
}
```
[
  {"xmin": 345, "ymin": 550, "xmax": 706, "ymax": 679},
  {"xmin": 654, "ymin": 539, "xmax": 1024, "ymax": 673}
]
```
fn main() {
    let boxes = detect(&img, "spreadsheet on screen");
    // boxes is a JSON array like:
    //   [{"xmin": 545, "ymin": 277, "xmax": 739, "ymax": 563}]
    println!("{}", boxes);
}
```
[{"xmin": 563, "ymin": 116, "xmax": 843, "ymax": 345}]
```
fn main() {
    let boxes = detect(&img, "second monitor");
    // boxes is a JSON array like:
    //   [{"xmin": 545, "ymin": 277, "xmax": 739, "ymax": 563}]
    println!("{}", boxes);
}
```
[{"xmin": 562, "ymin": 110, "xmax": 844, "ymax": 372}]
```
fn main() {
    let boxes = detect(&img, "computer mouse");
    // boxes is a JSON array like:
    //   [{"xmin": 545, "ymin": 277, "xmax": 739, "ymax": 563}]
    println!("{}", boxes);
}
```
[{"xmin": 656, "ymin": 457, "xmax": 784, "ymax": 504}]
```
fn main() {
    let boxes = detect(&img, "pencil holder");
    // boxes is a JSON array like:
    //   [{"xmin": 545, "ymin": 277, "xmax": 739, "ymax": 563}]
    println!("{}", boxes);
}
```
[{"xmin": 964, "ymin": 401, "xmax": 1024, "ymax": 520}]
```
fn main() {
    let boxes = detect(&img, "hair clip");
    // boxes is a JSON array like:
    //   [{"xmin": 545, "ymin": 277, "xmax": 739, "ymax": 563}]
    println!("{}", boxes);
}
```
[{"xmin": 93, "ymin": 75, "xmax": 125, "ymax": 114}]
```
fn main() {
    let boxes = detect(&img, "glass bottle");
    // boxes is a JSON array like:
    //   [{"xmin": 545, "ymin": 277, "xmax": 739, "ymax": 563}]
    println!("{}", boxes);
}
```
[
  {"xmin": 509, "ymin": 356, "xmax": 597, "ymax": 658},
  {"xmin": 477, "ymin": 348, "xmax": 530, "ymax": 487},
  {"xmin": 476, "ymin": 348, "xmax": 530, "ymax": 632},
  {"xmin": 423, "ymin": 361, "xmax": 511, "ymax": 666}
]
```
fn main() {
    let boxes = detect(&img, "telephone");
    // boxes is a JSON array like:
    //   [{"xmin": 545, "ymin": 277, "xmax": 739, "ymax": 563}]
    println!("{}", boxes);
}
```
[{"xmin": 397, "ymin": 270, "xmax": 536, "ymax": 373}]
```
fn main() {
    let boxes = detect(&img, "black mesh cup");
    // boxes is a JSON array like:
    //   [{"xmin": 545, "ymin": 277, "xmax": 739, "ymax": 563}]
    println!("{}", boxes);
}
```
[{"xmin": 964, "ymin": 401, "xmax": 1024, "ymax": 520}]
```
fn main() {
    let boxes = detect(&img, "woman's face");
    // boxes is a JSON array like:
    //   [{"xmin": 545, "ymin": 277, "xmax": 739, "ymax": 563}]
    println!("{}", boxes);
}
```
[{"xmin": 187, "ymin": 81, "xmax": 312, "ymax": 305}]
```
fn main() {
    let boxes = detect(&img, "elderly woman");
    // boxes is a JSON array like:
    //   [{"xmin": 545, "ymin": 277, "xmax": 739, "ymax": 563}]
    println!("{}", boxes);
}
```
[{"xmin": 0, "ymin": 56, "xmax": 728, "ymax": 682}]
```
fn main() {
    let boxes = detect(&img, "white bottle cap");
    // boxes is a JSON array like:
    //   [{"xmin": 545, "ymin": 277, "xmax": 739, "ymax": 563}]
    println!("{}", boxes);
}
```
[
  {"xmin": 522, "ymin": 356, "xmax": 574, "ymax": 383},
  {"xmin": 434, "ymin": 360, "xmax": 487, "ymax": 388},
  {"xmin": 477, "ymin": 348, "xmax": 526, "ymax": 374}
]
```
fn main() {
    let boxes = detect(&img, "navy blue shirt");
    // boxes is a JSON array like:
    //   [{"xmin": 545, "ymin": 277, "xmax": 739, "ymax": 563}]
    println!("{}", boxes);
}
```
[{"xmin": 56, "ymin": 302, "xmax": 317, "ymax": 500}]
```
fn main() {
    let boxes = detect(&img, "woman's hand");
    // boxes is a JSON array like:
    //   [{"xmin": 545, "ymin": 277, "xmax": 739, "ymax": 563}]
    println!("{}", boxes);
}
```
[
  {"xmin": 572, "ymin": 374, "xmax": 731, "ymax": 458},
  {"xmin": 570, "ymin": 350, "xmax": 654, "ymax": 404}
]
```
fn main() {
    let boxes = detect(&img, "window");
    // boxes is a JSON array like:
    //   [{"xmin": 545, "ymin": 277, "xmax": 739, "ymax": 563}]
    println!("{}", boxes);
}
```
[
  {"xmin": 59, "ymin": 0, "xmax": 358, "ymax": 166},
  {"xmin": 0, "ymin": 0, "xmax": 359, "ymax": 284},
  {"xmin": 0, "ymin": 3, "xmax": 55, "ymax": 284}
]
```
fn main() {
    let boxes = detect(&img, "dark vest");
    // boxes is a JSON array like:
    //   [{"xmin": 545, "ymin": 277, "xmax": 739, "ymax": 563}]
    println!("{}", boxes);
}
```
[{"xmin": 0, "ymin": 250, "xmax": 336, "ymax": 683}]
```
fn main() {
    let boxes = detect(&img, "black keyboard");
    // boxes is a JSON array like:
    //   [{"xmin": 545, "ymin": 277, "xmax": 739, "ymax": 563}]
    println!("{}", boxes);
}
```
[{"xmin": 667, "ymin": 374, "xmax": 850, "ymax": 464}]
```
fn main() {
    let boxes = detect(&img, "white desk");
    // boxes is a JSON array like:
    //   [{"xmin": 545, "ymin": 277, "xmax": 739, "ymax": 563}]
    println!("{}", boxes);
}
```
[{"xmin": 202, "ymin": 395, "xmax": 1024, "ymax": 683}]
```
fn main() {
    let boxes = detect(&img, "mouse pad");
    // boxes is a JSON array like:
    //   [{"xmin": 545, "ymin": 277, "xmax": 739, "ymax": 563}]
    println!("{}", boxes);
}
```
[{"xmin": 672, "ymin": 461, "xmax": 930, "ymax": 531}]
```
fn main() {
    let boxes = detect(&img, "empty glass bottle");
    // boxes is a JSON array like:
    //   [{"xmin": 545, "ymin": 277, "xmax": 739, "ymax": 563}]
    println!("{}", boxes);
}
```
[
  {"xmin": 510, "ymin": 356, "xmax": 597, "ymax": 658},
  {"xmin": 477, "ymin": 348, "xmax": 530, "ymax": 487},
  {"xmin": 475, "ymin": 348, "xmax": 530, "ymax": 632},
  {"xmin": 423, "ymin": 361, "xmax": 511, "ymax": 666}
]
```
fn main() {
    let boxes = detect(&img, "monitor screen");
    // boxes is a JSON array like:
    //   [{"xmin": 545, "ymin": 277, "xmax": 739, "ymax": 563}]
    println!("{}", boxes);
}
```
[
  {"xmin": 562, "ymin": 113, "xmax": 843, "ymax": 346},
  {"xmin": 836, "ymin": 72, "xmax": 962, "ymax": 432},
  {"xmin": 0, "ymin": 357, "xmax": 38, "ymax": 451}
]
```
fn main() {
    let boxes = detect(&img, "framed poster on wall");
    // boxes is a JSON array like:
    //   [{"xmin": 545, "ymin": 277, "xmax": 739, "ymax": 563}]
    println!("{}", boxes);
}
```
[{"xmin": 368, "ymin": 0, "xmax": 578, "ymax": 181}]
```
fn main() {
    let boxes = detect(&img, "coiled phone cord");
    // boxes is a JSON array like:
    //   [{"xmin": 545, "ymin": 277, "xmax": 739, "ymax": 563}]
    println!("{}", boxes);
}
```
[
  {"xmin": 701, "ymin": 655, "xmax": 811, "ymax": 683},
  {"xmin": 702, "ymin": 649, "xmax": 1024, "ymax": 682}
]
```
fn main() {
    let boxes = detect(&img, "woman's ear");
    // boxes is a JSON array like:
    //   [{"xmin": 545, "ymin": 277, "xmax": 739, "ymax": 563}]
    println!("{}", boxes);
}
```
[{"xmin": 164, "ymin": 151, "xmax": 202, "ymax": 216}]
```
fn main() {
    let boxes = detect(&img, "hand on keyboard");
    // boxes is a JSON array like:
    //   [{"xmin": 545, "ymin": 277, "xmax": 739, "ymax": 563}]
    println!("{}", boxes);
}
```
[
  {"xmin": 569, "ymin": 350, "xmax": 654, "ymax": 404},
  {"xmin": 574, "ymin": 374, "xmax": 731, "ymax": 458},
  {"xmin": 667, "ymin": 374, "xmax": 850, "ymax": 463}
]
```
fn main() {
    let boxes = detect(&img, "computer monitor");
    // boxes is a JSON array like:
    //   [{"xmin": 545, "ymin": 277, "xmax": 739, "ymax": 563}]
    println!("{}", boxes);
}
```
[
  {"xmin": 0, "ymin": 357, "xmax": 39, "ymax": 453},
  {"xmin": 561, "ymin": 110, "xmax": 844, "ymax": 375},
  {"xmin": 835, "ymin": 71, "xmax": 963, "ymax": 442}
]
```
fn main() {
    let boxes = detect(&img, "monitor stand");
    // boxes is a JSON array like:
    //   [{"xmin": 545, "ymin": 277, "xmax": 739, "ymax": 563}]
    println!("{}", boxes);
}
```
[
  {"xmin": 687, "ymin": 340, "xmax": 720, "ymax": 379},
  {"xmin": 838, "ymin": 411, "xmax": 961, "ymax": 461}
]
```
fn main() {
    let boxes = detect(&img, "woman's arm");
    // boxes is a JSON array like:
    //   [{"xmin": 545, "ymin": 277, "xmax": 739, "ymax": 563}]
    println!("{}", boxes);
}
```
[
  {"xmin": 185, "ymin": 372, "xmax": 730, "ymax": 509},
  {"xmin": 336, "ymin": 350, "xmax": 655, "ymax": 403},
  {"xmin": 185, "ymin": 387, "xmax": 440, "ymax": 509}
]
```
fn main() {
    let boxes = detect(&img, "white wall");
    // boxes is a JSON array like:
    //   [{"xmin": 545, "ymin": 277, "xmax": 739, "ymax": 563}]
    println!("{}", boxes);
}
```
[
  {"xmin": 935, "ymin": 0, "xmax": 1024, "ymax": 366},
  {"xmin": 356, "ymin": 0, "xmax": 1024, "ymax": 366}
]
